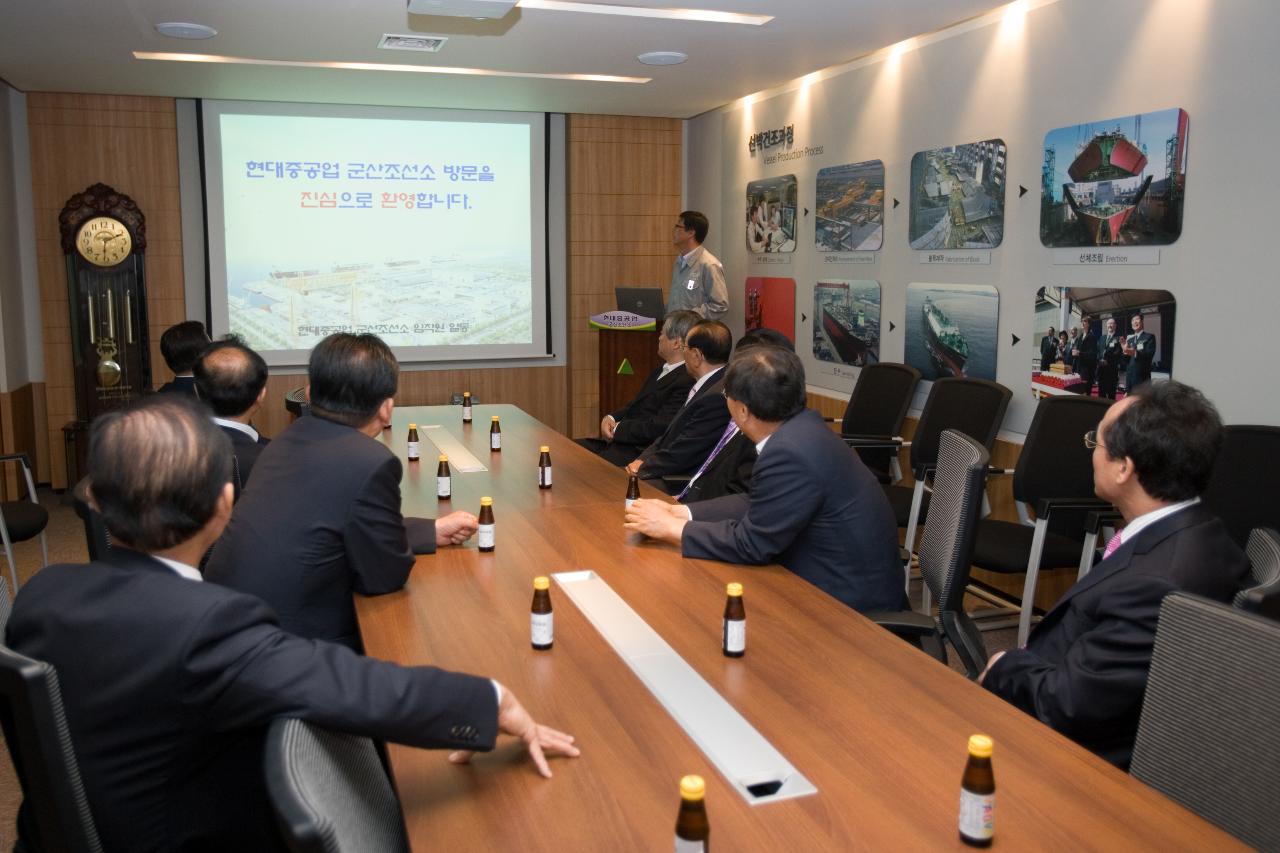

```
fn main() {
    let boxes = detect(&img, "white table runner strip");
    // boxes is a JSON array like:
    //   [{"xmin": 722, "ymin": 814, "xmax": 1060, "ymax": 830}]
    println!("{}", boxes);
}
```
[{"xmin": 421, "ymin": 425, "xmax": 487, "ymax": 472}]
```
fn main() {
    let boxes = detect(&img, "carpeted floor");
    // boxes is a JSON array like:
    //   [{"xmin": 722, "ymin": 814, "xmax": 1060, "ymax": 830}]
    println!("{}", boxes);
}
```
[{"xmin": 0, "ymin": 488, "xmax": 1020, "ymax": 846}]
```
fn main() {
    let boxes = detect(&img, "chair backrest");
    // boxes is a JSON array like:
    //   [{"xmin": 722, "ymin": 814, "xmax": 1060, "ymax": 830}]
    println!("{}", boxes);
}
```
[
  {"xmin": 1237, "ymin": 527, "xmax": 1280, "ymax": 619},
  {"xmin": 840, "ymin": 362, "xmax": 921, "ymax": 437},
  {"xmin": 909, "ymin": 377, "xmax": 1012, "ymax": 471},
  {"xmin": 265, "ymin": 717, "xmax": 409, "ymax": 853},
  {"xmin": 71, "ymin": 477, "xmax": 112, "ymax": 561},
  {"xmin": 0, "ymin": 574, "xmax": 11, "ymax": 636},
  {"xmin": 1201, "ymin": 425, "xmax": 1280, "ymax": 549},
  {"xmin": 0, "ymin": 645, "xmax": 103, "ymax": 853},
  {"xmin": 1012, "ymin": 395, "xmax": 1110, "ymax": 504},
  {"xmin": 1131, "ymin": 593, "xmax": 1280, "ymax": 849}
]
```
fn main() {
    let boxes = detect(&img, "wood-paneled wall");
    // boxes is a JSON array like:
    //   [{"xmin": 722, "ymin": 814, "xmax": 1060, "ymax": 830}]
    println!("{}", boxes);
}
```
[
  {"xmin": 27, "ymin": 93, "xmax": 186, "ymax": 488},
  {"xmin": 566, "ymin": 114, "xmax": 682, "ymax": 438},
  {"xmin": 0, "ymin": 383, "xmax": 40, "ymax": 499}
]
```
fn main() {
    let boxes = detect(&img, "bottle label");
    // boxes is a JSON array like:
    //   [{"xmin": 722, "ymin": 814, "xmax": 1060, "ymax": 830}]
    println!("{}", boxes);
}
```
[
  {"xmin": 531, "ymin": 612, "xmax": 553, "ymax": 646},
  {"xmin": 437, "ymin": 477, "xmax": 450, "ymax": 497},
  {"xmin": 491, "ymin": 433, "xmax": 501, "ymax": 450},
  {"xmin": 478, "ymin": 523, "xmax": 495, "ymax": 549},
  {"xmin": 724, "ymin": 618, "xmax": 746, "ymax": 653},
  {"xmin": 959, "ymin": 790, "xmax": 994, "ymax": 841},
  {"xmin": 539, "ymin": 466, "xmax": 552, "ymax": 487},
  {"xmin": 407, "ymin": 441, "xmax": 420, "ymax": 459},
  {"xmin": 674, "ymin": 838, "xmax": 706, "ymax": 853},
  {"xmin": 463, "ymin": 405, "xmax": 472, "ymax": 419},
  {"xmin": 626, "ymin": 498, "xmax": 636, "ymax": 509}
]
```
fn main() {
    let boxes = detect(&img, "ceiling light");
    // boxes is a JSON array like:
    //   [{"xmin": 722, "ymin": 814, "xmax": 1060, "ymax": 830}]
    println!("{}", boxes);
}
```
[
  {"xmin": 519, "ymin": 0, "xmax": 771, "ymax": 26},
  {"xmin": 132, "ymin": 51, "xmax": 650, "ymax": 84},
  {"xmin": 154, "ymin": 22, "xmax": 218, "ymax": 40},
  {"xmin": 637, "ymin": 51, "xmax": 687, "ymax": 66},
  {"xmin": 379, "ymin": 34, "xmax": 449, "ymax": 52}
]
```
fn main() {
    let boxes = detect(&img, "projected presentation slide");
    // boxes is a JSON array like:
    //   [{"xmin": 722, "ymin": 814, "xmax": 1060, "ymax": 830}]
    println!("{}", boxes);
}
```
[{"xmin": 203, "ymin": 102, "xmax": 546, "ymax": 363}]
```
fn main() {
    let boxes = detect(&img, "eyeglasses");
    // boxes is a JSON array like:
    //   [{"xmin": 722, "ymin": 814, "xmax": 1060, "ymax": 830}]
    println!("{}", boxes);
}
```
[{"xmin": 1083, "ymin": 430, "xmax": 1105, "ymax": 450}]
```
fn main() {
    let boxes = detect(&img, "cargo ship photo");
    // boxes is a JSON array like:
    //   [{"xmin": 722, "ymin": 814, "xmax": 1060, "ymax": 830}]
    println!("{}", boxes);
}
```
[
  {"xmin": 922, "ymin": 295, "xmax": 968, "ymax": 377},
  {"xmin": 822, "ymin": 304, "xmax": 871, "ymax": 365}
]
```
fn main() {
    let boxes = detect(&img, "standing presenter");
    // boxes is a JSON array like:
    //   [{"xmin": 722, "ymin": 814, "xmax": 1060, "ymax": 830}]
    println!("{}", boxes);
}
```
[{"xmin": 668, "ymin": 210, "xmax": 729, "ymax": 322}]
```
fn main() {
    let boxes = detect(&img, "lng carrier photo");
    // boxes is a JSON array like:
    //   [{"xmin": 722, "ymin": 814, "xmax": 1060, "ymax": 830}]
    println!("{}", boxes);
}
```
[{"xmin": 922, "ymin": 295, "xmax": 969, "ymax": 377}]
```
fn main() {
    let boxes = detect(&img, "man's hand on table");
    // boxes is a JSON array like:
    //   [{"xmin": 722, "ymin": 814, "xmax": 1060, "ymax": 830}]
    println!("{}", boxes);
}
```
[
  {"xmin": 624, "ymin": 459, "xmax": 644, "ymax": 476},
  {"xmin": 435, "ymin": 511, "xmax": 479, "ymax": 546},
  {"xmin": 449, "ymin": 685, "xmax": 580, "ymax": 778},
  {"xmin": 624, "ymin": 498, "xmax": 690, "ymax": 545}
]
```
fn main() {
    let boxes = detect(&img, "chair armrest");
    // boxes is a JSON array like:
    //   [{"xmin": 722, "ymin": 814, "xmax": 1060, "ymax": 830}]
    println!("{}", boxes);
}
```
[
  {"xmin": 661, "ymin": 475, "xmax": 692, "ymax": 486},
  {"xmin": 912, "ymin": 462, "xmax": 938, "ymax": 480},
  {"xmin": 1034, "ymin": 497, "xmax": 1115, "ymax": 518},
  {"xmin": 1083, "ymin": 507, "xmax": 1124, "ymax": 534},
  {"xmin": 868, "ymin": 610, "xmax": 937, "ymax": 637},
  {"xmin": 841, "ymin": 434, "xmax": 903, "ymax": 450},
  {"xmin": 986, "ymin": 466, "xmax": 1016, "ymax": 477},
  {"xmin": 822, "ymin": 417, "xmax": 844, "ymax": 424},
  {"xmin": 0, "ymin": 453, "xmax": 32, "ymax": 468}
]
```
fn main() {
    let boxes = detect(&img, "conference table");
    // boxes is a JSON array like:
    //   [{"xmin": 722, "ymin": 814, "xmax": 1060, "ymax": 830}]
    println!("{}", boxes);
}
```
[{"xmin": 356, "ymin": 404, "xmax": 1238, "ymax": 851}]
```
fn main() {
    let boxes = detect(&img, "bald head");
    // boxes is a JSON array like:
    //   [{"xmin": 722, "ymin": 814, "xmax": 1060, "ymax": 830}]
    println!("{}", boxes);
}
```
[
  {"xmin": 89, "ymin": 395, "xmax": 231, "ymax": 551},
  {"xmin": 194, "ymin": 340, "xmax": 268, "ymax": 418}
]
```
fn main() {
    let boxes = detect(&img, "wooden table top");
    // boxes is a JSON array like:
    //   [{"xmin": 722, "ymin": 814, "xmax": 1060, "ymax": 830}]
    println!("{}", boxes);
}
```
[{"xmin": 357, "ymin": 404, "xmax": 1238, "ymax": 851}]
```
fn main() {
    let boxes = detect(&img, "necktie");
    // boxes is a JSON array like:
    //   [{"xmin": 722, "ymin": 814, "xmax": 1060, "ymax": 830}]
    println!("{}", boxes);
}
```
[
  {"xmin": 677, "ymin": 423, "xmax": 739, "ymax": 501},
  {"xmin": 1102, "ymin": 530, "xmax": 1124, "ymax": 559},
  {"xmin": 685, "ymin": 385, "xmax": 698, "ymax": 404}
]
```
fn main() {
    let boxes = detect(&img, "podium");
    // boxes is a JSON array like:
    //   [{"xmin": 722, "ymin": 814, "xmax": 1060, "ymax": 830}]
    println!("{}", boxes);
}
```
[{"xmin": 592, "ymin": 312, "xmax": 662, "ymax": 423}]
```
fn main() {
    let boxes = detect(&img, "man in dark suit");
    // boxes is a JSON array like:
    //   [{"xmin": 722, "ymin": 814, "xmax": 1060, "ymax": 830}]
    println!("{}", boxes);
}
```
[
  {"xmin": 5, "ymin": 395, "xmax": 578, "ymax": 852},
  {"xmin": 625, "ymin": 346, "xmax": 903, "ymax": 613},
  {"xmin": 1122, "ymin": 312, "xmax": 1157, "ymax": 392},
  {"xmin": 194, "ymin": 338, "xmax": 270, "ymax": 498},
  {"xmin": 205, "ymin": 333, "xmax": 478, "ymax": 650},
  {"xmin": 156, "ymin": 320, "xmax": 210, "ymax": 395},
  {"xmin": 1072, "ymin": 316, "xmax": 1098, "ymax": 394},
  {"xmin": 1039, "ymin": 326, "xmax": 1057, "ymax": 372},
  {"xmin": 578, "ymin": 309, "xmax": 698, "ymax": 466},
  {"xmin": 624, "ymin": 319, "xmax": 732, "ymax": 482},
  {"xmin": 1096, "ymin": 317, "xmax": 1123, "ymax": 399},
  {"xmin": 980, "ymin": 380, "xmax": 1249, "ymax": 768}
]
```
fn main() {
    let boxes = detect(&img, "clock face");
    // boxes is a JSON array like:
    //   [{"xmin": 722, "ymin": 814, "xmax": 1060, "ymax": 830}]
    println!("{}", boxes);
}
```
[{"xmin": 75, "ymin": 216, "xmax": 132, "ymax": 267}]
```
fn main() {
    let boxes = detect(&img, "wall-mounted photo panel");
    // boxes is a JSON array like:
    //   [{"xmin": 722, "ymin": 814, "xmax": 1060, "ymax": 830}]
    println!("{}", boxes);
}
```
[
  {"xmin": 744, "ymin": 277, "xmax": 797, "ymax": 343},
  {"xmin": 905, "ymin": 283, "xmax": 999, "ymax": 381},
  {"xmin": 1040, "ymin": 108, "xmax": 1189, "ymax": 247},
  {"xmin": 1032, "ymin": 286, "xmax": 1176, "ymax": 399},
  {"xmin": 746, "ymin": 175, "xmax": 798, "ymax": 254},
  {"xmin": 813, "ymin": 280, "xmax": 880, "ymax": 367},
  {"xmin": 815, "ymin": 161, "xmax": 884, "ymax": 252},
  {"xmin": 908, "ymin": 140, "xmax": 1007, "ymax": 250}
]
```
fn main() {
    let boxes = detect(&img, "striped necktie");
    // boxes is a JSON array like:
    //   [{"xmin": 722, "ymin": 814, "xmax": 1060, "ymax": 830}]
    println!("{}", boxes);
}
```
[
  {"xmin": 677, "ymin": 423, "xmax": 739, "ymax": 501},
  {"xmin": 1103, "ymin": 530, "xmax": 1124, "ymax": 559}
]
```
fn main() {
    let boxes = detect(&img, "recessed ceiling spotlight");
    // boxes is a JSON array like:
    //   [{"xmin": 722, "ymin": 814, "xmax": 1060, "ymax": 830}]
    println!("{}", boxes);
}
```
[
  {"xmin": 638, "ymin": 51, "xmax": 687, "ymax": 66},
  {"xmin": 154, "ymin": 22, "xmax": 218, "ymax": 40}
]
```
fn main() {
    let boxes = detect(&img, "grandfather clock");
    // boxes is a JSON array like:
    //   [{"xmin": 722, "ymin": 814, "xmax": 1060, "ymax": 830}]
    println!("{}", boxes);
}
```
[{"xmin": 58, "ymin": 184, "xmax": 152, "ymax": 483}]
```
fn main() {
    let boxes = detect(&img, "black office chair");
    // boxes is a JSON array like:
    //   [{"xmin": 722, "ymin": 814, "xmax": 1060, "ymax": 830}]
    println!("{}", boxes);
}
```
[
  {"xmin": 968, "ymin": 395, "xmax": 1113, "ymax": 646},
  {"xmin": 868, "ymin": 430, "xmax": 991, "ymax": 678},
  {"xmin": 848, "ymin": 377, "xmax": 1011, "ymax": 600},
  {"xmin": 71, "ymin": 476, "xmax": 113, "ymax": 562},
  {"xmin": 265, "ymin": 717, "xmax": 409, "ymax": 853},
  {"xmin": 0, "ymin": 453, "xmax": 49, "ymax": 593},
  {"xmin": 1130, "ymin": 593, "xmax": 1280, "ymax": 849},
  {"xmin": 1237, "ymin": 527, "xmax": 1280, "ymax": 620},
  {"xmin": 0, "ymin": 645, "xmax": 104, "ymax": 853},
  {"xmin": 829, "ymin": 362, "xmax": 921, "ymax": 481},
  {"xmin": 1201, "ymin": 425, "xmax": 1280, "ymax": 550}
]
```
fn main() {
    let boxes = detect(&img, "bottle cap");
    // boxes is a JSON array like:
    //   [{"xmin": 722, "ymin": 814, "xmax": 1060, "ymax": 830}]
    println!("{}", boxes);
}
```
[
  {"xmin": 463, "ymin": 391, "xmax": 471, "ymax": 397},
  {"xmin": 491, "ymin": 415, "xmax": 500, "ymax": 421},
  {"xmin": 726, "ymin": 582, "xmax": 743, "ymax": 597},
  {"xmin": 408, "ymin": 423, "xmax": 417, "ymax": 429},
  {"xmin": 533, "ymin": 576, "xmax": 550, "ymax": 590},
  {"xmin": 968, "ymin": 734, "xmax": 993, "ymax": 758},
  {"xmin": 438, "ymin": 455, "xmax": 449, "ymax": 462},
  {"xmin": 480, "ymin": 496, "xmax": 493, "ymax": 506},
  {"xmin": 679, "ymin": 775, "xmax": 705, "ymax": 801},
  {"xmin": 540, "ymin": 445, "xmax": 550, "ymax": 453}
]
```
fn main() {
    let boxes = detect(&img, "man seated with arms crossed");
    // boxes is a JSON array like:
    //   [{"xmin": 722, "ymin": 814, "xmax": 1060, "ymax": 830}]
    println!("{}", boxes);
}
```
[
  {"xmin": 193, "ymin": 336, "xmax": 271, "ymax": 498},
  {"xmin": 980, "ymin": 380, "xmax": 1249, "ymax": 768},
  {"xmin": 624, "ymin": 345, "xmax": 904, "ymax": 613},
  {"xmin": 578, "ymin": 309, "xmax": 698, "ymax": 466},
  {"xmin": 206, "ymin": 333, "xmax": 478, "ymax": 650},
  {"xmin": 5, "ymin": 395, "xmax": 578, "ymax": 852},
  {"xmin": 624, "ymin": 319, "xmax": 732, "ymax": 488}
]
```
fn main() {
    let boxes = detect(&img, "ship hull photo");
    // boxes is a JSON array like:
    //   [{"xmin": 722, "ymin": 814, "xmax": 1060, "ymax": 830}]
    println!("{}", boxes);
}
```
[
  {"xmin": 822, "ymin": 308, "xmax": 870, "ymax": 364},
  {"xmin": 922, "ymin": 298, "xmax": 968, "ymax": 377}
]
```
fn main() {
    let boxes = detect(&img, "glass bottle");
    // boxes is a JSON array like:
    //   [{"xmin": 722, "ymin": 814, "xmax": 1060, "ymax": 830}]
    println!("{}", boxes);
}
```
[
  {"xmin": 538, "ymin": 445, "xmax": 552, "ymax": 489},
  {"xmin": 722, "ymin": 583, "xmax": 745, "ymax": 658},
  {"xmin": 626, "ymin": 474, "xmax": 640, "ymax": 508},
  {"xmin": 436, "ymin": 455, "xmax": 451, "ymax": 500},
  {"xmin": 959, "ymin": 734, "xmax": 995, "ymax": 847},
  {"xmin": 490, "ymin": 416, "xmax": 502, "ymax": 452},
  {"xmin": 462, "ymin": 391, "xmax": 473, "ymax": 423},
  {"xmin": 478, "ymin": 496, "xmax": 495, "ymax": 552},
  {"xmin": 531, "ymin": 576, "xmax": 553, "ymax": 650},
  {"xmin": 407, "ymin": 423, "xmax": 420, "ymax": 462},
  {"xmin": 674, "ymin": 775, "xmax": 709, "ymax": 852}
]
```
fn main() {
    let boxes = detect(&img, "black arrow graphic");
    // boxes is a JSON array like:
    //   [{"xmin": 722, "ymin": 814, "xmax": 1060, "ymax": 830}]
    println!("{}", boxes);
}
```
[
  {"xmin": 801, "ymin": 313, "xmax": 807, "ymax": 322},
  {"xmin": 803, "ymin": 207, "xmax": 809, "ymax": 217},
  {"xmin": 892, "ymin": 198, "xmax": 900, "ymax": 209},
  {"xmin": 1011, "ymin": 333, "xmax": 1021, "ymax": 346},
  {"xmin": 1019, "ymin": 185, "xmax": 1028, "ymax": 198},
  {"xmin": 889, "ymin": 321, "xmax": 896, "ymax": 332}
]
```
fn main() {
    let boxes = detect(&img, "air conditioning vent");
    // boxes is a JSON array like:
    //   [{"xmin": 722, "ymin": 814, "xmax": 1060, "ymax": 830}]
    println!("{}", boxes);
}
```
[{"xmin": 378, "ymin": 33, "xmax": 448, "ymax": 52}]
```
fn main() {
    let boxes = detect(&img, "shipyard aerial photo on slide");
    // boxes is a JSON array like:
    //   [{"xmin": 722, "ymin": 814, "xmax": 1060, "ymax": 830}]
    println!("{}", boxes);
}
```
[
  {"xmin": 815, "ymin": 161, "xmax": 885, "ymax": 252},
  {"xmin": 908, "ymin": 140, "xmax": 1007, "ymax": 250}
]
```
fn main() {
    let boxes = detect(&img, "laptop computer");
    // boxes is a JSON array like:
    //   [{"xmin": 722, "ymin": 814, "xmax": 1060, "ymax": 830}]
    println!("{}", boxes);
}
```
[{"xmin": 614, "ymin": 287, "xmax": 666, "ymax": 324}]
